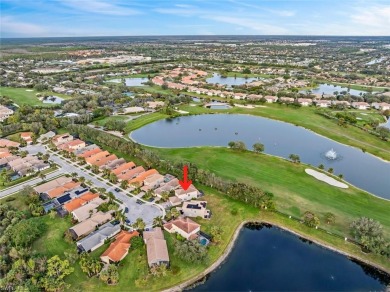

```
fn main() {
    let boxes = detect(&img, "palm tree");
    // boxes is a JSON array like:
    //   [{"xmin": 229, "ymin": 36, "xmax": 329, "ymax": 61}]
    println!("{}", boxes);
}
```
[
  {"xmin": 91, "ymin": 165, "xmax": 99, "ymax": 174},
  {"xmin": 39, "ymin": 172, "xmax": 46, "ymax": 181},
  {"xmin": 161, "ymin": 191, "xmax": 169, "ymax": 202},
  {"xmin": 132, "ymin": 217, "xmax": 146, "ymax": 231},
  {"xmin": 115, "ymin": 211, "xmax": 126, "ymax": 224},
  {"xmin": 153, "ymin": 216, "xmax": 163, "ymax": 227},
  {"xmin": 170, "ymin": 208, "xmax": 180, "ymax": 219},
  {"xmin": 120, "ymin": 180, "xmax": 129, "ymax": 190}
]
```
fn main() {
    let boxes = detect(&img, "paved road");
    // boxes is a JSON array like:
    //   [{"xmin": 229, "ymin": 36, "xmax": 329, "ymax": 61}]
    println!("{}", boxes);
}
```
[{"xmin": 0, "ymin": 144, "xmax": 164, "ymax": 227}]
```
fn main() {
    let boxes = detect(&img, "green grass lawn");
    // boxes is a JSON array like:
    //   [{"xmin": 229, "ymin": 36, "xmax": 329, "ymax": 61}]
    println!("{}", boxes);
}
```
[
  {"xmin": 153, "ymin": 147, "xmax": 390, "ymax": 238},
  {"xmin": 125, "ymin": 112, "xmax": 169, "ymax": 133},
  {"xmin": 0, "ymin": 87, "xmax": 72, "ymax": 106},
  {"xmin": 91, "ymin": 115, "xmax": 129, "ymax": 127}
]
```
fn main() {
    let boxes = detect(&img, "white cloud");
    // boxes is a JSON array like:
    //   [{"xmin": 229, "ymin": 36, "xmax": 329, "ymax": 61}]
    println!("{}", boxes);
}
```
[
  {"xmin": 60, "ymin": 0, "xmax": 140, "ymax": 16},
  {"xmin": 205, "ymin": 15, "xmax": 289, "ymax": 34},
  {"xmin": 0, "ymin": 16, "xmax": 49, "ymax": 36},
  {"xmin": 351, "ymin": 5, "xmax": 390, "ymax": 33}
]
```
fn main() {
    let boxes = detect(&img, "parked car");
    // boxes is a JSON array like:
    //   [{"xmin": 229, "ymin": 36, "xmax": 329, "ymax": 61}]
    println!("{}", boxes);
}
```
[
  {"xmin": 124, "ymin": 207, "xmax": 129, "ymax": 213},
  {"xmin": 125, "ymin": 219, "xmax": 131, "ymax": 224},
  {"xmin": 114, "ymin": 188, "xmax": 121, "ymax": 192}
]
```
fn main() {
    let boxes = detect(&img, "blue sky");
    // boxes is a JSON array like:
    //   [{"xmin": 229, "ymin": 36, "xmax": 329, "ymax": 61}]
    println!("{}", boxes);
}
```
[{"xmin": 1, "ymin": 0, "xmax": 389, "ymax": 37}]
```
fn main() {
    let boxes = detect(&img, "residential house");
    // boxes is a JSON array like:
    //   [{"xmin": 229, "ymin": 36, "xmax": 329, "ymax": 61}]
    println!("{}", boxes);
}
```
[
  {"xmin": 34, "ymin": 176, "xmax": 73, "ymax": 194},
  {"xmin": 129, "ymin": 169, "xmax": 158, "ymax": 187},
  {"xmin": 77, "ymin": 147, "xmax": 102, "ymax": 158},
  {"xmin": 174, "ymin": 184, "xmax": 199, "ymax": 203},
  {"xmin": 71, "ymin": 197, "xmax": 106, "ymax": 222},
  {"xmin": 0, "ymin": 139, "xmax": 20, "ymax": 148},
  {"xmin": 372, "ymin": 102, "xmax": 390, "ymax": 111},
  {"xmin": 112, "ymin": 161, "xmax": 136, "ymax": 176},
  {"xmin": 352, "ymin": 102, "xmax": 370, "ymax": 110},
  {"xmin": 57, "ymin": 139, "xmax": 86, "ymax": 152},
  {"xmin": 20, "ymin": 132, "xmax": 33, "ymax": 145},
  {"xmin": 297, "ymin": 98, "xmax": 313, "ymax": 106},
  {"xmin": 143, "ymin": 227, "xmax": 170, "ymax": 267},
  {"xmin": 143, "ymin": 173, "xmax": 164, "ymax": 189},
  {"xmin": 315, "ymin": 100, "xmax": 331, "ymax": 108},
  {"xmin": 117, "ymin": 166, "xmax": 145, "ymax": 182},
  {"xmin": 279, "ymin": 97, "xmax": 294, "ymax": 103},
  {"xmin": 63, "ymin": 192, "xmax": 100, "ymax": 212},
  {"xmin": 154, "ymin": 178, "xmax": 180, "ymax": 198},
  {"xmin": 0, "ymin": 105, "xmax": 14, "ymax": 122},
  {"xmin": 85, "ymin": 151, "xmax": 110, "ymax": 165},
  {"xmin": 100, "ymin": 158, "xmax": 125, "ymax": 171},
  {"xmin": 38, "ymin": 131, "xmax": 56, "ymax": 143},
  {"xmin": 77, "ymin": 222, "xmax": 121, "ymax": 253},
  {"xmin": 180, "ymin": 200, "xmax": 211, "ymax": 219},
  {"xmin": 163, "ymin": 217, "xmax": 201, "ymax": 240},
  {"xmin": 43, "ymin": 181, "xmax": 81, "ymax": 200},
  {"xmin": 52, "ymin": 133, "xmax": 74, "ymax": 146},
  {"xmin": 69, "ymin": 211, "xmax": 112, "ymax": 240},
  {"xmin": 264, "ymin": 95, "xmax": 278, "ymax": 103},
  {"xmin": 100, "ymin": 230, "xmax": 139, "ymax": 264}
]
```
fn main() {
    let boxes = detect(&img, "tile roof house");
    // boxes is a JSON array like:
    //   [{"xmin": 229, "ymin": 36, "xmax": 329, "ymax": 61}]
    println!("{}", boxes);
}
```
[
  {"xmin": 174, "ymin": 184, "xmax": 199, "ymax": 202},
  {"xmin": 117, "ymin": 166, "xmax": 145, "ymax": 182},
  {"xmin": 77, "ymin": 147, "xmax": 102, "ymax": 158},
  {"xmin": 100, "ymin": 230, "xmax": 139, "ymax": 264},
  {"xmin": 129, "ymin": 169, "xmax": 158, "ymax": 186},
  {"xmin": 180, "ymin": 200, "xmax": 211, "ymax": 219},
  {"xmin": 297, "ymin": 98, "xmax": 313, "ymax": 106},
  {"xmin": 143, "ymin": 173, "xmax": 165, "ymax": 189},
  {"xmin": 71, "ymin": 197, "xmax": 106, "ymax": 222},
  {"xmin": 85, "ymin": 151, "xmax": 110, "ymax": 165},
  {"xmin": 34, "ymin": 176, "xmax": 73, "ymax": 194},
  {"xmin": 75, "ymin": 144, "xmax": 99, "ymax": 156},
  {"xmin": 352, "ymin": 102, "xmax": 370, "ymax": 110},
  {"xmin": 372, "ymin": 102, "xmax": 390, "ymax": 111},
  {"xmin": 77, "ymin": 222, "xmax": 121, "ymax": 253},
  {"xmin": 112, "ymin": 161, "xmax": 136, "ymax": 176},
  {"xmin": 264, "ymin": 95, "xmax": 278, "ymax": 103},
  {"xmin": 315, "ymin": 100, "xmax": 331, "ymax": 108},
  {"xmin": 63, "ymin": 192, "xmax": 100, "ymax": 212},
  {"xmin": 100, "ymin": 158, "xmax": 126, "ymax": 170},
  {"xmin": 69, "ymin": 211, "xmax": 113, "ymax": 240},
  {"xmin": 0, "ymin": 139, "xmax": 20, "ymax": 148},
  {"xmin": 52, "ymin": 133, "xmax": 74, "ymax": 146},
  {"xmin": 45, "ymin": 181, "xmax": 81, "ymax": 199},
  {"xmin": 143, "ymin": 227, "xmax": 170, "ymax": 267},
  {"xmin": 0, "ymin": 105, "xmax": 14, "ymax": 122},
  {"xmin": 154, "ymin": 178, "xmax": 180, "ymax": 198},
  {"xmin": 57, "ymin": 139, "xmax": 86, "ymax": 152},
  {"xmin": 20, "ymin": 132, "xmax": 33, "ymax": 145},
  {"xmin": 163, "ymin": 217, "xmax": 201, "ymax": 240}
]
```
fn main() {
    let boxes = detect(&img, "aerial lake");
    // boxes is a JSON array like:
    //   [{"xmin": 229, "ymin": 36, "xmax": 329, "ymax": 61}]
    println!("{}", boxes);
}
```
[
  {"xmin": 300, "ymin": 83, "xmax": 371, "ymax": 96},
  {"xmin": 131, "ymin": 114, "xmax": 390, "ymax": 199},
  {"xmin": 206, "ymin": 73, "xmax": 259, "ymax": 86},
  {"xmin": 191, "ymin": 224, "xmax": 390, "ymax": 291}
]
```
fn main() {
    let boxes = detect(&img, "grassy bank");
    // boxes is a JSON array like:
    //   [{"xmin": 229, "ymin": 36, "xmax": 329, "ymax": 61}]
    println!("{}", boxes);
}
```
[
  {"xmin": 153, "ymin": 147, "xmax": 390, "ymax": 237},
  {"xmin": 125, "ymin": 112, "xmax": 169, "ymax": 132}
]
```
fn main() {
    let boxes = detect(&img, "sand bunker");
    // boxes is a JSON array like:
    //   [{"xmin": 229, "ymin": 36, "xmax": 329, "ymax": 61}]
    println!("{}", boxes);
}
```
[{"xmin": 305, "ymin": 169, "xmax": 348, "ymax": 188}]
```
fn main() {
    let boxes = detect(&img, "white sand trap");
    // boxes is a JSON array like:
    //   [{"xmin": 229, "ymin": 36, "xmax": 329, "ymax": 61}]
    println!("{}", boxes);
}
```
[
  {"xmin": 175, "ymin": 110, "xmax": 189, "ymax": 114},
  {"xmin": 305, "ymin": 169, "xmax": 348, "ymax": 188},
  {"xmin": 25, "ymin": 89, "xmax": 33, "ymax": 91},
  {"xmin": 234, "ymin": 104, "xmax": 255, "ymax": 109}
]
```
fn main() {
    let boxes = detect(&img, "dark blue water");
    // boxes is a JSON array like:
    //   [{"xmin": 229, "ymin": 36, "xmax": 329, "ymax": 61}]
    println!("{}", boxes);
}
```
[
  {"xmin": 191, "ymin": 224, "xmax": 390, "ymax": 291},
  {"xmin": 130, "ymin": 114, "xmax": 390, "ymax": 199}
]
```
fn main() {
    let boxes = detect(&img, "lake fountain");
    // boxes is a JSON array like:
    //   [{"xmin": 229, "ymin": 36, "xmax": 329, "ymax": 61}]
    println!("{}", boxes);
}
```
[{"xmin": 325, "ymin": 148, "xmax": 337, "ymax": 160}]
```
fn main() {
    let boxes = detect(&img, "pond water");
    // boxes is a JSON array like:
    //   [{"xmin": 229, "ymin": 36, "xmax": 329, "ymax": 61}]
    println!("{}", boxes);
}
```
[
  {"xmin": 191, "ymin": 224, "xmax": 390, "ymax": 291},
  {"xmin": 124, "ymin": 91, "xmax": 134, "ymax": 97},
  {"xmin": 130, "ymin": 114, "xmax": 390, "ymax": 199},
  {"xmin": 42, "ymin": 95, "xmax": 64, "ymax": 104},
  {"xmin": 381, "ymin": 118, "xmax": 390, "ymax": 129},
  {"xmin": 206, "ymin": 73, "xmax": 259, "ymax": 86},
  {"xmin": 108, "ymin": 77, "xmax": 149, "ymax": 86},
  {"xmin": 300, "ymin": 84, "xmax": 370, "ymax": 96},
  {"xmin": 206, "ymin": 104, "xmax": 231, "ymax": 109}
]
